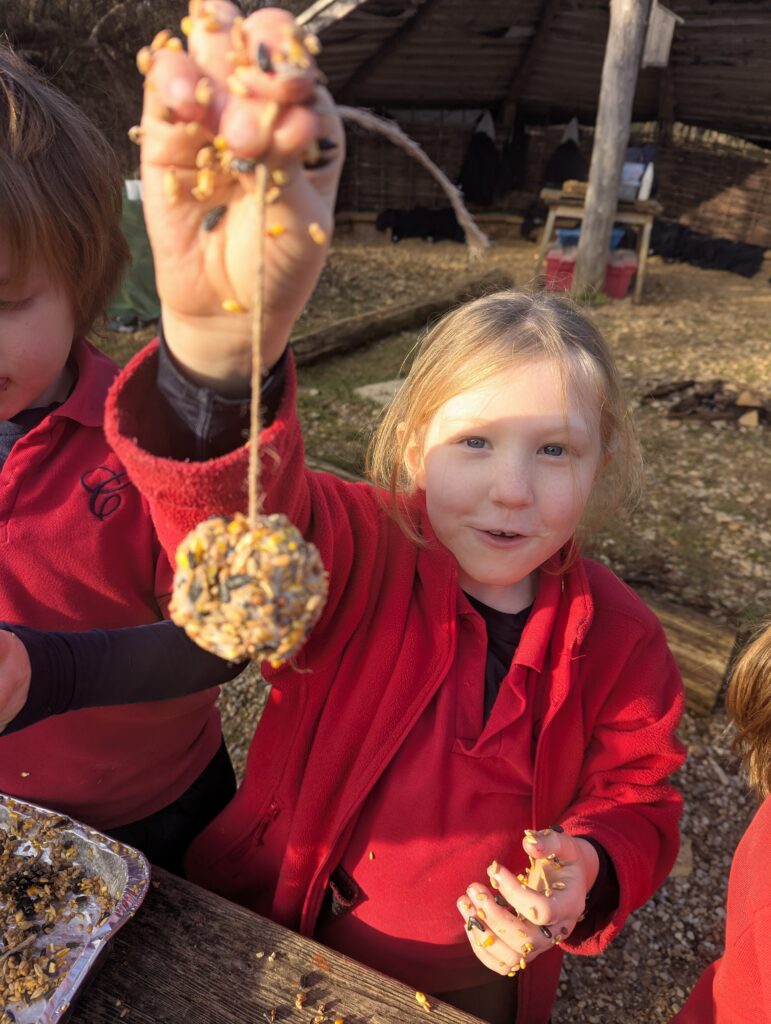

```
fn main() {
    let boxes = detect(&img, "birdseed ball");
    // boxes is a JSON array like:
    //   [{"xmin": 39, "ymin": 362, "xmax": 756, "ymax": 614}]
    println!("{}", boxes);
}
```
[{"xmin": 170, "ymin": 512, "xmax": 328, "ymax": 665}]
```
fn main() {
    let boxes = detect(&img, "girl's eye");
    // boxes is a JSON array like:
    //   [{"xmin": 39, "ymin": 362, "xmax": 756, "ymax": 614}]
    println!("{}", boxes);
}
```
[
  {"xmin": 541, "ymin": 444, "xmax": 566, "ymax": 457},
  {"xmin": 0, "ymin": 298, "xmax": 30, "ymax": 312},
  {"xmin": 463, "ymin": 437, "xmax": 487, "ymax": 450}
]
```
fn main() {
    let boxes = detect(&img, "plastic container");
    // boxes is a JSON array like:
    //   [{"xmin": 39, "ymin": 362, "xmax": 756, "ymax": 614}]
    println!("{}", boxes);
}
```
[
  {"xmin": 557, "ymin": 226, "xmax": 625, "ymax": 250},
  {"xmin": 544, "ymin": 246, "xmax": 638, "ymax": 298},
  {"xmin": 545, "ymin": 246, "xmax": 577, "ymax": 291},
  {"xmin": 603, "ymin": 249, "xmax": 638, "ymax": 298}
]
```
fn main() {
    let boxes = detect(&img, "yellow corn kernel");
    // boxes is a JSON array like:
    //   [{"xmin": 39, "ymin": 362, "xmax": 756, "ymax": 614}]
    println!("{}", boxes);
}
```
[
  {"xmin": 227, "ymin": 75, "xmax": 249, "ymax": 98},
  {"xmin": 136, "ymin": 47, "xmax": 153, "ymax": 75},
  {"xmin": 308, "ymin": 222, "xmax": 328, "ymax": 246},
  {"xmin": 222, "ymin": 299, "xmax": 244, "ymax": 313},
  {"xmin": 195, "ymin": 146, "xmax": 215, "ymax": 169},
  {"xmin": 266, "ymin": 224, "xmax": 286, "ymax": 238},
  {"xmin": 163, "ymin": 168, "xmax": 180, "ymax": 204},
  {"xmin": 195, "ymin": 77, "xmax": 214, "ymax": 106},
  {"xmin": 151, "ymin": 29, "xmax": 172, "ymax": 51}
]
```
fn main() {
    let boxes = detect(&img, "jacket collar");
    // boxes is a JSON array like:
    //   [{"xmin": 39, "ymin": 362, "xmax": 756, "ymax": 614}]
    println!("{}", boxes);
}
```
[
  {"xmin": 412, "ymin": 491, "xmax": 594, "ymax": 674},
  {"xmin": 49, "ymin": 338, "xmax": 118, "ymax": 429}
]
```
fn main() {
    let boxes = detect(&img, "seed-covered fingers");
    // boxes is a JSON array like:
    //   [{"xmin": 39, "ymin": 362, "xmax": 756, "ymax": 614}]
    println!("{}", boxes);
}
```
[
  {"xmin": 137, "ymin": 4, "xmax": 322, "ymax": 168},
  {"xmin": 456, "ymin": 886, "xmax": 548, "ymax": 977},
  {"xmin": 129, "ymin": 0, "xmax": 343, "ymax": 371}
]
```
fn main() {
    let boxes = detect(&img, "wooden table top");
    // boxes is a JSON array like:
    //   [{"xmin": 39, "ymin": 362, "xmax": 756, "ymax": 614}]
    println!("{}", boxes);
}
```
[
  {"xmin": 539, "ymin": 187, "xmax": 663, "ymax": 216},
  {"xmin": 69, "ymin": 867, "xmax": 485, "ymax": 1024}
]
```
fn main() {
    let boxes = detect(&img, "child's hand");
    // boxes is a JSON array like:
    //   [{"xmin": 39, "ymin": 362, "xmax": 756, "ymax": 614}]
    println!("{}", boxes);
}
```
[
  {"xmin": 456, "ymin": 828, "xmax": 600, "ymax": 976},
  {"xmin": 137, "ymin": 3, "xmax": 344, "ymax": 390},
  {"xmin": 0, "ymin": 631, "xmax": 31, "ymax": 733}
]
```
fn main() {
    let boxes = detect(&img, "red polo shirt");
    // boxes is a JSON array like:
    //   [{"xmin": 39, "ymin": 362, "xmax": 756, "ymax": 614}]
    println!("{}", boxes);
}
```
[{"xmin": 0, "ymin": 339, "xmax": 221, "ymax": 828}]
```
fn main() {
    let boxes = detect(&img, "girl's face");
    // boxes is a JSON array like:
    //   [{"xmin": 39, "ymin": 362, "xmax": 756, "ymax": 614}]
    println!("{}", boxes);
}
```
[
  {"xmin": 0, "ymin": 242, "xmax": 75, "ymax": 419},
  {"xmin": 410, "ymin": 357, "xmax": 605, "ymax": 612}
]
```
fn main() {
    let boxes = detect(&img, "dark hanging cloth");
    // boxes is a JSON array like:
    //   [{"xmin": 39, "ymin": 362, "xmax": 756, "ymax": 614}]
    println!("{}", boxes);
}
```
[
  {"xmin": 375, "ymin": 206, "xmax": 465, "ymax": 244},
  {"xmin": 542, "ymin": 138, "xmax": 588, "ymax": 189},
  {"xmin": 650, "ymin": 221, "xmax": 766, "ymax": 278},
  {"xmin": 457, "ymin": 112, "xmax": 499, "ymax": 206},
  {"xmin": 496, "ymin": 108, "xmax": 528, "ymax": 196}
]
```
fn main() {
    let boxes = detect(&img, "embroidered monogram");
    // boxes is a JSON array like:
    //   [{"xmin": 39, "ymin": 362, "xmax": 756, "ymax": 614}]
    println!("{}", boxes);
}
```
[{"xmin": 80, "ymin": 466, "xmax": 130, "ymax": 521}]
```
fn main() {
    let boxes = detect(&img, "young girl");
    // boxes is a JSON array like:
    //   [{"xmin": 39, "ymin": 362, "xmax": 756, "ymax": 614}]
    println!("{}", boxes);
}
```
[
  {"xmin": 671, "ymin": 621, "xmax": 771, "ymax": 1023},
  {"xmin": 103, "ymin": 6, "xmax": 684, "ymax": 1021}
]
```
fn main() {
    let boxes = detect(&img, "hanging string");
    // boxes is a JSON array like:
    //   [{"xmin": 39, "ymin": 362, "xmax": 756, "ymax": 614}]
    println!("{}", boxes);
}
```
[
  {"xmin": 248, "ymin": 161, "xmax": 268, "ymax": 528},
  {"xmin": 337, "ymin": 105, "xmax": 490, "ymax": 259}
]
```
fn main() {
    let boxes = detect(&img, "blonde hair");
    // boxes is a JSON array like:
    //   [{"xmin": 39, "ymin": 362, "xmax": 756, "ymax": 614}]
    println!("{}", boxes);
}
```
[
  {"xmin": 366, "ymin": 289, "xmax": 642, "ymax": 543},
  {"xmin": 726, "ymin": 620, "xmax": 771, "ymax": 800},
  {"xmin": 0, "ymin": 45, "xmax": 129, "ymax": 338}
]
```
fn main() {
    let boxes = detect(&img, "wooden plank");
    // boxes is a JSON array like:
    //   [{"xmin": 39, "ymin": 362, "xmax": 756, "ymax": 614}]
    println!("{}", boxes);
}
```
[
  {"xmin": 499, "ymin": 0, "xmax": 564, "ymax": 130},
  {"xmin": 636, "ymin": 592, "xmax": 737, "ymax": 716},
  {"xmin": 337, "ymin": 0, "xmax": 438, "ymax": 103},
  {"xmin": 290, "ymin": 269, "xmax": 513, "ymax": 366},
  {"xmin": 71, "ymin": 868, "xmax": 484, "ymax": 1024}
]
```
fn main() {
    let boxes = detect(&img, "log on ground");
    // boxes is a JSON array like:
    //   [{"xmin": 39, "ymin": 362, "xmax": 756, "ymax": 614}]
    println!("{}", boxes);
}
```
[{"xmin": 291, "ymin": 268, "xmax": 512, "ymax": 366}]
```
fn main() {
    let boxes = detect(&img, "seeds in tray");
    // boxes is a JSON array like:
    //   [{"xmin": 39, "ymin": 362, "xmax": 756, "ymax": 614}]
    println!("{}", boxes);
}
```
[
  {"xmin": 170, "ymin": 512, "xmax": 328, "ymax": 664},
  {"xmin": 0, "ymin": 810, "xmax": 111, "ymax": 1010}
]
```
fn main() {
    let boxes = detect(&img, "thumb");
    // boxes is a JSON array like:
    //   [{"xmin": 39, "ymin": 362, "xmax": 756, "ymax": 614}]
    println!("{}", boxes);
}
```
[{"xmin": 0, "ymin": 630, "xmax": 31, "ymax": 733}]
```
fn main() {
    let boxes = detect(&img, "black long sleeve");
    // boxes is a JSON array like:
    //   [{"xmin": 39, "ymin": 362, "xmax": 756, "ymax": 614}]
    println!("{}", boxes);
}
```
[
  {"xmin": 156, "ymin": 331, "xmax": 287, "ymax": 460},
  {"xmin": 2, "ymin": 620, "xmax": 245, "ymax": 735}
]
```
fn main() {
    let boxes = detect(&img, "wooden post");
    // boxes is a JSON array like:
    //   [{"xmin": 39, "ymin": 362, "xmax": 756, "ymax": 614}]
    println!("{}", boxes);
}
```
[{"xmin": 572, "ymin": 0, "xmax": 651, "ymax": 296}]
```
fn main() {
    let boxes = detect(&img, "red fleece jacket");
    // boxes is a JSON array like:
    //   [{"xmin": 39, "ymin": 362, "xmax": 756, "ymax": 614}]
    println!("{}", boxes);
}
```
[
  {"xmin": 671, "ymin": 796, "xmax": 771, "ymax": 1023},
  {"xmin": 106, "ymin": 342, "xmax": 685, "ymax": 1023}
]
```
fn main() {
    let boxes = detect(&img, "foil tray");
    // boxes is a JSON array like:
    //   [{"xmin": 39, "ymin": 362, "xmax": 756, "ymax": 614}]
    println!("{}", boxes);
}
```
[{"xmin": 0, "ymin": 794, "xmax": 150, "ymax": 1023}]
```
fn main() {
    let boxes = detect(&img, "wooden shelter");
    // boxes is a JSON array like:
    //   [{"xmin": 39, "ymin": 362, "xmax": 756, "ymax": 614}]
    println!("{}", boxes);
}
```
[{"xmin": 303, "ymin": 0, "xmax": 771, "ymax": 248}]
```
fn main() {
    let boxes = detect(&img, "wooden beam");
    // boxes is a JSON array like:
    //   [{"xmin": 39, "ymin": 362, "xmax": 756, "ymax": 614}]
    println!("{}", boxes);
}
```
[
  {"xmin": 335, "ymin": 0, "xmax": 438, "ymax": 104},
  {"xmin": 499, "ymin": 0, "xmax": 563, "ymax": 131},
  {"xmin": 638, "ymin": 593, "xmax": 737, "ymax": 716},
  {"xmin": 572, "ymin": 0, "xmax": 651, "ymax": 296},
  {"xmin": 291, "ymin": 268, "xmax": 512, "ymax": 366}
]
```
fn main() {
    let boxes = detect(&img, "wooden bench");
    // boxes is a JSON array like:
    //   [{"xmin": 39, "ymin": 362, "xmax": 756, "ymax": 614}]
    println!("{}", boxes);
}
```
[
  {"xmin": 71, "ymin": 867, "xmax": 483, "ymax": 1024},
  {"xmin": 637, "ymin": 591, "xmax": 737, "ymax": 716}
]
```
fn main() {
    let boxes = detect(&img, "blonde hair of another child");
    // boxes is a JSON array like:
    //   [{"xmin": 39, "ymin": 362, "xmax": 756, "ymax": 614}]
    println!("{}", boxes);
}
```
[
  {"xmin": 0, "ymin": 46, "xmax": 129, "ymax": 338},
  {"xmin": 367, "ymin": 290, "xmax": 642, "ymax": 545},
  {"xmin": 726, "ymin": 620, "xmax": 771, "ymax": 800}
]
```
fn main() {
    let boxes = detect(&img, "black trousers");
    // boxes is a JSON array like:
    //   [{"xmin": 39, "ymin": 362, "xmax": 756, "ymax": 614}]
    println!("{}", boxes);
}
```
[{"xmin": 107, "ymin": 738, "xmax": 236, "ymax": 876}]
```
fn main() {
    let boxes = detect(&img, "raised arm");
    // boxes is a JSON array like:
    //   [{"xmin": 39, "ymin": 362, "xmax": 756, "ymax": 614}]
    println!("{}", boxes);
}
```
[{"xmin": 137, "ymin": 3, "xmax": 343, "ymax": 389}]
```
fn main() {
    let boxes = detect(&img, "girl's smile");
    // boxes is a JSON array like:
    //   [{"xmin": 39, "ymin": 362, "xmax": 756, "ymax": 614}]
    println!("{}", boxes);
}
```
[{"xmin": 410, "ymin": 357, "xmax": 604, "ymax": 613}]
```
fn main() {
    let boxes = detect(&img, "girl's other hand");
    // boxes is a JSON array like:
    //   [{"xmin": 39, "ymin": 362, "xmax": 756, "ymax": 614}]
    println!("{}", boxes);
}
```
[
  {"xmin": 0, "ymin": 631, "xmax": 30, "ymax": 733},
  {"xmin": 456, "ymin": 829, "xmax": 600, "ymax": 976},
  {"xmin": 137, "ymin": 3, "xmax": 344, "ymax": 391}
]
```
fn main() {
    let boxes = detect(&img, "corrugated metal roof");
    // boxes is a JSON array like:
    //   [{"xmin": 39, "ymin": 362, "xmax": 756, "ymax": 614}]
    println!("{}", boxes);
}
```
[{"xmin": 305, "ymin": 0, "xmax": 771, "ymax": 141}]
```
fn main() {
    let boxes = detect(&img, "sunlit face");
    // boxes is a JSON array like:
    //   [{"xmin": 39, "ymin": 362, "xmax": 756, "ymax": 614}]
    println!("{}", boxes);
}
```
[
  {"xmin": 0, "ymin": 241, "xmax": 76, "ymax": 419},
  {"xmin": 410, "ymin": 357, "xmax": 605, "ymax": 612}
]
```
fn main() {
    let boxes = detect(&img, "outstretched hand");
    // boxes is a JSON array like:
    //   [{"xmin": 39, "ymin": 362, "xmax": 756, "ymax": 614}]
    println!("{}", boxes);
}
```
[
  {"xmin": 0, "ymin": 631, "xmax": 31, "ymax": 734},
  {"xmin": 456, "ymin": 827, "xmax": 600, "ymax": 977},
  {"xmin": 136, "ymin": 2, "xmax": 344, "ymax": 389}
]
